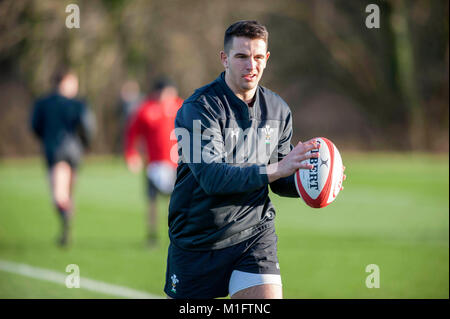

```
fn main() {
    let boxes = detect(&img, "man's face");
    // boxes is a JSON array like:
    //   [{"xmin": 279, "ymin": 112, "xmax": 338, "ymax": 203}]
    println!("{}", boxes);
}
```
[
  {"xmin": 221, "ymin": 37, "xmax": 270, "ymax": 94},
  {"xmin": 59, "ymin": 74, "xmax": 79, "ymax": 98}
]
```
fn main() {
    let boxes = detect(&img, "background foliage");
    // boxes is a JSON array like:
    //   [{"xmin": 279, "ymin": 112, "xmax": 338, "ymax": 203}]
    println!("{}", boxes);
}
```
[{"xmin": 0, "ymin": 0, "xmax": 448, "ymax": 156}]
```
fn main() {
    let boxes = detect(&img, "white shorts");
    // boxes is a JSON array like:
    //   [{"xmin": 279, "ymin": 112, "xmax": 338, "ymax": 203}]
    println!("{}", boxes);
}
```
[
  {"xmin": 146, "ymin": 161, "xmax": 176, "ymax": 194},
  {"xmin": 228, "ymin": 270, "xmax": 282, "ymax": 297}
]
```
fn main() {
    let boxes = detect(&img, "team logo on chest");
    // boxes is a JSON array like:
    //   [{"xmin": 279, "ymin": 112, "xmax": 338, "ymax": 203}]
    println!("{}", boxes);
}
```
[{"xmin": 262, "ymin": 125, "xmax": 273, "ymax": 144}]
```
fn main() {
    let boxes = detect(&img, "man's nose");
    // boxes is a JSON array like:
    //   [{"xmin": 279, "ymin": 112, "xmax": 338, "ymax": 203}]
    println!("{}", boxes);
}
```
[{"xmin": 245, "ymin": 57, "xmax": 257, "ymax": 71}]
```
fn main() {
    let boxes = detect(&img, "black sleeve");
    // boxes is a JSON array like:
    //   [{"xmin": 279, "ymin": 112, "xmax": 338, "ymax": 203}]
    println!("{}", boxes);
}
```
[
  {"xmin": 269, "ymin": 110, "xmax": 300, "ymax": 198},
  {"xmin": 78, "ymin": 104, "xmax": 96, "ymax": 149},
  {"xmin": 30, "ymin": 100, "xmax": 43, "ymax": 139},
  {"xmin": 269, "ymin": 159, "xmax": 299, "ymax": 197},
  {"xmin": 176, "ymin": 102, "xmax": 269, "ymax": 195}
]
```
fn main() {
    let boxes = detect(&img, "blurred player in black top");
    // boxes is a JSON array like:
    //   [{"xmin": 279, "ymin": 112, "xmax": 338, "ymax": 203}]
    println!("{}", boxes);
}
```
[{"xmin": 31, "ymin": 69, "xmax": 95, "ymax": 246}]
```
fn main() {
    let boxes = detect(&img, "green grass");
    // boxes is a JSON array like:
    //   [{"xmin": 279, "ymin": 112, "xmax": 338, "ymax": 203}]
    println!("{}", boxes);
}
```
[
  {"xmin": 0, "ymin": 271, "xmax": 117, "ymax": 298},
  {"xmin": 0, "ymin": 153, "xmax": 448, "ymax": 298}
]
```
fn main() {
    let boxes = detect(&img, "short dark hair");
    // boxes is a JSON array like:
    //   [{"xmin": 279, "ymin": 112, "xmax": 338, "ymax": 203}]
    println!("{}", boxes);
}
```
[
  {"xmin": 52, "ymin": 66, "xmax": 72, "ymax": 86},
  {"xmin": 153, "ymin": 76, "xmax": 176, "ymax": 91},
  {"xmin": 224, "ymin": 20, "xmax": 269, "ymax": 54}
]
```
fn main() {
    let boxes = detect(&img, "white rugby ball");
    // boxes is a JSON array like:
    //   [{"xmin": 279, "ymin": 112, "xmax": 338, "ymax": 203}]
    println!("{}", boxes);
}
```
[{"xmin": 294, "ymin": 137, "xmax": 344, "ymax": 208}]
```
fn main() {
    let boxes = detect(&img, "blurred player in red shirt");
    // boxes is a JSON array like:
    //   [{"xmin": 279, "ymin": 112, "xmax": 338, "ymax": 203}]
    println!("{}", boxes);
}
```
[{"xmin": 124, "ymin": 77, "xmax": 183, "ymax": 245}]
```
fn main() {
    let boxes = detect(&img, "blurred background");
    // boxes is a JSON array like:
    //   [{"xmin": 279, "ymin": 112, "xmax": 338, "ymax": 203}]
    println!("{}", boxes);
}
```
[
  {"xmin": 0, "ymin": 0, "xmax": 448, "ymax": 155},
  {"xmin": 0, "ymin": 0, "xmax": 448, "ymax": 299}
]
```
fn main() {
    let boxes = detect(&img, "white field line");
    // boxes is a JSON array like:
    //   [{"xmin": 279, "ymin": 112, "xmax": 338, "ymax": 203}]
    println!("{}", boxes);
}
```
[{"xmin": 0, "ymin": 259, "xmax": 162, "ymax": 299}]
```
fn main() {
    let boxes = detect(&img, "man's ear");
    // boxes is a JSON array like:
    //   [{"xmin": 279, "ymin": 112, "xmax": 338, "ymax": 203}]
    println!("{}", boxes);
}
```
[
  {"xmin": 220, "ymin": 51, "xmax": 228, "ymax": 69},
  {"xmin": 266, "ymin": 51, "xmax": 270, "ymax": 62}
]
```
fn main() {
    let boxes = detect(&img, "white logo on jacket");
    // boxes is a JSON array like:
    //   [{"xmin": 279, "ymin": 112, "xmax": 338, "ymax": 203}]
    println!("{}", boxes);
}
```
[
  {"xmin": 262, "ymin": 125, "xmax": 273, "ymax": 144},
  {"xmin": 171, "ymin": 274, "xmax": 179, "ymax": 293}
]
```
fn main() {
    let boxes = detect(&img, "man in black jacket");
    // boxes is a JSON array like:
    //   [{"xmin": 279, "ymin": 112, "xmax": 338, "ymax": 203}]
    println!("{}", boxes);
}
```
[
  {"xmin": 31, "ymin": 69, "xmax": 95, "ymax": 246},
  {"xmin": 165, "ymin": 20, "xmax": 323, "ymax": 299}
]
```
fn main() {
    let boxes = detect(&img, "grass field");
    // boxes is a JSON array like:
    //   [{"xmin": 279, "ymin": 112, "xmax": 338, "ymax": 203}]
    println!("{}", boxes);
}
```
[{"xmin": 0, "ymin": 153, "xmax": 448, "ymax": 298}]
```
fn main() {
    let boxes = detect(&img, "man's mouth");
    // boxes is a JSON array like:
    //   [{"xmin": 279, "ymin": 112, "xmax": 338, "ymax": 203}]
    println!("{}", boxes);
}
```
[{"xmin": 242, "ymin": 74, "xmax": 257, "ymax": 81}]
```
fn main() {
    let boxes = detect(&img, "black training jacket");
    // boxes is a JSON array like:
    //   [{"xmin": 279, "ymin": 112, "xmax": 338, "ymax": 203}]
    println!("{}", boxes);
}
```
[
  {"xmin": 31, "ymin": 93, "xmax": 95, "ymax": 162},
  {"xmin": 168, "ymin": 72, "xmax": 299, "ymax": 251}
]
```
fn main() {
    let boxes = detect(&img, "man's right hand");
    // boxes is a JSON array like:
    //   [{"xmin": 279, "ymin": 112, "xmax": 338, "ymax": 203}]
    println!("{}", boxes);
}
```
[
  {"xmin": 126, "ymin": 155, "xmax": 143, "ymax": 174},
  {"xmin": 266, "ymin": 139, "xmax": 320, "ymax": 183}
]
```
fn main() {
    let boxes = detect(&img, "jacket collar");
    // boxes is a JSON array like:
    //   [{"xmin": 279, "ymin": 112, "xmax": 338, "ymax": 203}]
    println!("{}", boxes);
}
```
[{"xmin": 216, "ymin": 72, "xmax": 260, "ymax": 119}]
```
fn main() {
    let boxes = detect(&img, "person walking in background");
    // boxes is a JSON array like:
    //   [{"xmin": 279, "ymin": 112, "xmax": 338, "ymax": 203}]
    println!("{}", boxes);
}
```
[
  {"xmin": 124, "ymin": 77, "xmax": 183, "ymax": 246},
  {"xmin": 31, "ymin": 68, "xmax": 95, "ymax": 247},
  {"xmin": 114, "ymin": 80, "xmax": 142, "ymax": 154}
]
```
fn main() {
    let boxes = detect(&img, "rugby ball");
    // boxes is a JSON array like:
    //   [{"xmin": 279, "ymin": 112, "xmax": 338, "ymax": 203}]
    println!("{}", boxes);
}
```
[{"xmin": 294, "ymin": 137, "xmax": 344, "ymax": 208}]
